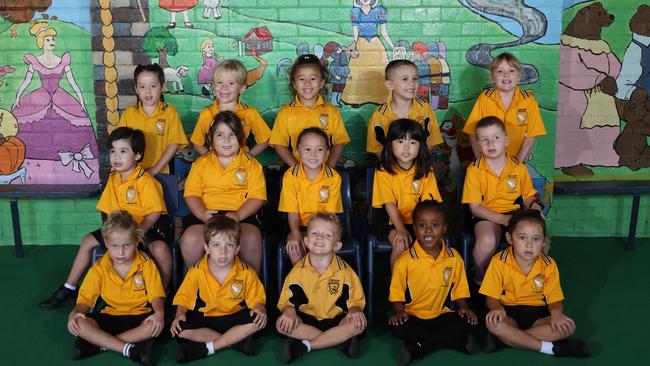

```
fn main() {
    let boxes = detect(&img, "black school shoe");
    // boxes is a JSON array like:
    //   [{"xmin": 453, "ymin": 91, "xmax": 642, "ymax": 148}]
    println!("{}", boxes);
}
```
[
  {"xmin": 552, "ymin": 338, "xmax": 589, "ymax": 358},
  {"xmin": 452, "ymin": 334, "xmax": 480, "ymax": 355},
  {"xmin": 339, "ymin": 336, "xmax": 360, "ymax": 358},
  {"xmin": 72, "ymin": 338, "xmax": 101, "ymax": 360},
  {"xmin": 282, "ymin": 338, "xmax": 308, "ymax": 364},
  {"xmin": 398, "ymin": 341, "xmax": 419, "ymax": 366},
  {"xmin": 482, "ymin": 332, "xmax": 506, "ymax": 353},
  {"xmin": 129, "ymin": 339, "xmax": 153, "ymax": 366},
  {"xmin": 176, "ymin": 341, "xmax": 208, "ymax": 364},
  {"xmin": 231, "ymin": 335, "xmax": 255, "ymax": 356},
  {"xmin": 39, "ymin": 285, "xmax": 77, "ymax": 310}
]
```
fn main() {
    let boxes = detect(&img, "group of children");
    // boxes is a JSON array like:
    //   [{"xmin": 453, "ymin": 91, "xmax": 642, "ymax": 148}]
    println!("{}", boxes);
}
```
[{"xmin": 38, "ymin": 51, "xmax": 588, "ymax": 365}]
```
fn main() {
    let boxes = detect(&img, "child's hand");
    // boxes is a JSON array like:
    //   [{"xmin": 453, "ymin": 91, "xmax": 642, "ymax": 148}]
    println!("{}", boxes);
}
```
[
  {"xmin": 286, "ymin": 232, "xmax": 305, "ymax": 260},
  {"xmin": 344, "ymin": 308, "xmax": 367, "ymax": 331},
  {"xmin": 499, "ymin": 214, "xmax": 512, "ymax": 227},
  {"xmin": 146, "ymin": 166, "xmax": 161, "ymax": 177},
  {"xmin": 389, "ymin": 228, "xmax": 411, "ymax": 252},
  {"xmin": 458, "ymin": 308, "xmax": 478, "ymax": 325},
  {"xmin": 388, "ymin": 310, "xmax": 409, "ymax": 326},
  {"xmin": 250, "ymin": 304, "xmax": 268, "ymax": 329},
  {"xmin": 550, "ymin": 312, "xmax": 575, "ymax": 336},
  {"xmin": 67, "ymin": 312, "xmax": 86, "ymax": 336},
  {"xmin": 225, "ymin": 211, "xmax": 241, "ymax": 222},
  {"xmin": 170, "ymin": 313, "xmax": 186, "ymax": 337},
  {"xmin": 277, "ymin": 307, "xmax": 301, "ymax": 334},
  {"xmin": 144, "ymin": 312, "xmax": 165, "ymax": 337},
  {"xmin": 486, "ymin": 309, "xmax": 506, "ymax": 327},
  {"xmin": 202, "ymin": 210, "xmax": 219, "ymax": 222}
]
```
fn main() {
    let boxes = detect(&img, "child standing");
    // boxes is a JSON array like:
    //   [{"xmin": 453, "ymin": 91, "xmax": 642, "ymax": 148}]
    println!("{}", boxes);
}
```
[
  {"xmin": 276, "ymin": 212, "xmax": 366, "ymax": 363},
  {"xmin": 279, "ymin": 127, "xmax": 343, "ymax": 264},
  {"xmin": 190, "ymin": 59, "xmax": 271, "ymax": 156},
  {"xmin": 480, "ymin": 210, "xmax": 589, "ymax": 358},
  {"xmin": 389, "ymin": 200, "xmax": 478, "ymax": 365},
  {"xmin": 118, "ymin": 63, "xmax": 188, "ymax": 175},
  {"xmin": 372, "ymin": 119, "xmax": 443, "ymax": 268},
  {"xmin": 462, "ymin": 52, "xmax": 546, "ymax": 162},
  {"xmin": 270, "ymin": 54, "xmax": 350, "ymax": 167},
  {"xmin": 67, "ymin": 211, "xmax": 165, "ymax": 365},
  {"xmin": 462, "ymin": 116, "xmax": 541, "ymax": 282},
  {"xmin": 181, "ymin": 111, "xmax": 266, "ymax": 273},
  {"xmin": 172, "ymin": 215, "xmax": 267, "ymax": 363},
  {"xmin": 367, "ymin": 60, "xmax": 443, "ymax": 158},
  {"xmin": 39, "ymin": 128, "xmax": 173, "ymax": 309}
]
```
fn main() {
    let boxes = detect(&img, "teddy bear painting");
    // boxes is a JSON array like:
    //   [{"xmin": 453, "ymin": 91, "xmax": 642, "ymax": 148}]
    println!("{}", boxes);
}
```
[{"xmin": 614, "ymin": 89, "xmax": 650, "ymax": 170}]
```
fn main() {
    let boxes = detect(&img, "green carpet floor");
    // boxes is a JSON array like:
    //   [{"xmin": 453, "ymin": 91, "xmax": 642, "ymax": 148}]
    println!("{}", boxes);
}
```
[{"xmin": 1, "ymin": 237, "xmax": 648, "ymax": 365}]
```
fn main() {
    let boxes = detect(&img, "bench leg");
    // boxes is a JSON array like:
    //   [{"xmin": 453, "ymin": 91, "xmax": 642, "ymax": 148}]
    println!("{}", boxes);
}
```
[
  {"xmin": 10, "ymin": 199, "xmax": 24, "ymax": 258},
  {"xmin": 627, "ymin": 194, "xmax": 640, "ymax": 251}
]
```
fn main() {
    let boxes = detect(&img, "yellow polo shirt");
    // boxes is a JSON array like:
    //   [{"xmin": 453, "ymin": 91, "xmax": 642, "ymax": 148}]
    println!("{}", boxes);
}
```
[
  {"xmin": 389, "ymin": 241, "xmax": 470, "ymax": 319},
  {"xmin": 462, "ymin": 155, "xmax": 536, "ymax": 213},
  {"xmin": 190, "ymin": 99, "xmax": 271, "ymax": 150},
  {"xmin": 462, "ymin": 86, "xmax": 546, "ymax": 156},
  {"xmin": 173, "ymin": 255, "xmax": 266, "ymax": 316},
  {"xmin": 96, "ymin": 166, "xmax": 167, "ymax": 225},
  {"xmin": 278, "ymin": 164, "xmax": 343, "ymax": 227},
  {"xmin": 184, "ymin": 151, "xmax": 267, "ymax": 211},
  {"xmin": 77, "ymin": 250, "xmax": 165, "ymax": 316},
  {"xmin": 270, "ymin": 96, "xmax": 350, "ymax": 160},
  {"xmin": 118, "ymin": 102, "xmax": 188, "ymax": 174},
  {"xmin": 480, "ymin": 247, "xmax": 564, "ymax": 306},
  {"xmin": 372, "ymin": 166, "xmax": 442, "ymax": 225},
  {"xmin": 277, "ymin": 254, "xmax": 365, "ymax": 321},
  {"xmin": 367, "ymin": 96, "xmax": 443, "ymax": 153}
]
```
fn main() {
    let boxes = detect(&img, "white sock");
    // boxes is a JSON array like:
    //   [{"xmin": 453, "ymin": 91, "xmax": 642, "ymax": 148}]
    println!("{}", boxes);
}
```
[
  {"xmin": 100, "ymin": 346, "xmax": 107, "ymax": 351},
  {"xmin": 206, "ymin": 341, "xmax": 215, "ymax": 355},
  {"xmin": 64, "ymin": 283, "xmax": 77, "ymax": 291},
  {"xmin": 301, "ymin": 340, "xmax": 311, "ymax": 353},
  {"xmin": 539, "ymin": 341, "xmax": 554, "ymax": 355},
  {"xmin": 122, "ymin": 343, "xmax": 134, "ymax": 357}
]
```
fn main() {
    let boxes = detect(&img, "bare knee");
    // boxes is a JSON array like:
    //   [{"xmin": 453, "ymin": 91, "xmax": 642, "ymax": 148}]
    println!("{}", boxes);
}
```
[{"xmin": 148, "ymin": 241, "xmax": 171, "ymax": 261}]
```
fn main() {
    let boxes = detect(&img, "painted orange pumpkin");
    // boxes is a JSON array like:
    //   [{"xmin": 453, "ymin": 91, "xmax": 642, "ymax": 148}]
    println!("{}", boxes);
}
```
[{"xmin": 0, "ymin": 135, "xmax": 26, "ymax": 175}]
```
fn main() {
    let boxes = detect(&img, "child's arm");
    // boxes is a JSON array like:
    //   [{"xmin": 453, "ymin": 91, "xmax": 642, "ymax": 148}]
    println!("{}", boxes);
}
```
[
  {"xmin": 455, "ymin": 298, "xmax": 478, "ymax": 325},
  {"xmin": 388, "ymin": 301, "xmax": 409, "ymax": 325},
  {"xmin": 185, "ymin": 196, "xmax": 214, "ymax": 222},
  {"xmin": 277, "ymin": 306, "xmax": 301, "ymax": 334},
  {"xmin": 248, "ymin": 141, "xmax": 269, "ymax": 157},
  {"xmin": 385, "ymin": 202, "xmax": 411, "ymax": 250},
  {"xmin": 485, "ymin": 296, "xmax": 506, "ymax": 327},
  {"xmin": 143, "ymin": 297, "xmax": 165, "ymax": 337},
  {"xmin": 67, "ymin": 303, "xmax": 90, "ymax": 336},
  {"xmin": 516, "ymin": 137, "xmax": 535, "ymax": 162},
  {"xmin": 343, "ymin": 306, "xmax": 367, "ymax": 331},
  {"xmin": 547, "ymin": 301, "xmax": 575, "ymax": 337},
  {"xmin": 147, "ymin": 144, "xmax": 180, "ymax": 176},
  {"xmin": 193, "ymin": 143, "xmax": 208, "ymax": 156},
  {"xmin": 286, "ymin": 212, "xmax": 304, "ymax": 259},
  {"xmin": 274, "ymin": 145, "xmax": 298, "ymax": 166},
  {"xmin": 227, "ymin": 198, "xmax": 264, "ymax": 222},
  {"xmin": 469, "ymin": 203, "xmax": 511, "ymax": 226},
  {"xmin": 139, "ymin": 211, "xmax": 162, "ymax": 233},
  {"xmin": 171, "ymin": 305, "xmax": 188, "ymax": 337},
  {"xmin": 327, "ymin": 144, "xmax": 345, "ymax": 167}
]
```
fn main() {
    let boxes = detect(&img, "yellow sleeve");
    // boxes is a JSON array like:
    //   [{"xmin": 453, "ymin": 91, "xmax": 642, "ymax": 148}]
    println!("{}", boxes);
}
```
[
  {"xmin": 462, "ymin": 94, "xmax": 486, "ymax": 136},
  {"xmin": 461, "ymin": 165, "xmax": 483, "ymax": 204},
  {"xmin": 117, "ymin": 108, "xmax": 130, "ymax": 127},
  {"xmin": 519, "ymin": 165, "xmax": 537, "ymax": 201},
  {"xmin": 479, "ymin": 255, "xmax": 504, "ymax": 299},
  {"xmin": 190, "ymin": 109, "xmax": 213, "ymax": 147},
  {"xmin": 96, "ymin": 181, "xmax": 115, "ymax": 215},
  {"xmin": 77, "ymin": 265, "xmax": 101, "ymax": 308},
  {"xmin": 165, "ymin": 107, "xmax": 188, "ymax": 147},
  {"xmin": 425, "ymin": 106, "xmax": 443, "ymax": 147},
  {"xmin": 329, "ymin": 173, "xmax": 344, "ymax": 214},
  {"xmin": 372, "ymin": 169, "xmax": 396, "ymax": 208},
  {"xmin": 141, "ymin": 177, "xmax": 167, "ymax": 215},
  {"xmin": 269, "ymin": 107, "xmax": 290, "ymax": 147},
  {"xmin": 544, "ymin": 260, "xmax": 565, "ymax": 304},
  {"xmin": 450, "ymin": 253, "xmax": 470, "ymax": 301},
  {"xmin": 143, "ymin": 258, "xmax": 166, "ymax": 302},
  {"xmin": 278, "ymin": 169, "xmax": 299, "ymax": 213},
  {"xmin": 388, "ymin": 254, "xmax": 408, "ymax": 302},
  {"xmin": 525, "ymin": 95, "xmax": 546, "ymax": 137},
  {"xmin": 172, "ymin": 267, "xmax": 199, "ymax": 310},
  {"xmin": 246, "ymin": 160, "xmax": 267, "ymax": 201},
  {"xmin": 244, "ymin": 268, "xmax": 267, "ymax": 308},
  {"xmin": 329, "ymin": 107, "xmax": 350, "ymax": 145},
  {"xmin": 277, "ymin": 266, "xmax": 299, "ymax": 311},
  {"xmin": 247, "ymin": 107, "xmax": 272, "ymax": 144},
  {"xmin": 366, "ymin": 108, "xmax": 384, "ymax": 153},
  {"xmin": 184, "ymin": 159, "xmax": 205, "ymax": 198},
  {"xmin": 346, "ymin": 267, "xmax": 366, "ymax": 311}
]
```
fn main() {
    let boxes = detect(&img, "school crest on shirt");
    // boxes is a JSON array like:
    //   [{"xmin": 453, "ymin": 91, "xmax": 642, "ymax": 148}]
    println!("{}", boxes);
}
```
[
  {"xmin": 133, "ymin": 271, "xmax": 145, "ymax": 291},
  {"xmin": 235, "ymin": 168, "xmax": 247, "ymax": 186},
  {"xmin": 412, "ymin": 180, "xmax": 421, "ymax": 194},
  {"xmin": 155, "ymin": 119, "xmax": 166, "ymax": 135},
  {"xmin": 442, "ymin": 267, "xmax": 452, "ymax": 287},
  {"xmin": 516, "ymin": 109, "xmax": 527, "ymax": 125},
  {"xmin": 319, "ymin": 114, "xmax": 329, "ymax": 129},
  {"xmin": 126, "ymin": 186, "xmax": 137, "ymax": 204},
  {"xmin": 533, "ymin": 274, "xmax": 545, "ymax": 293},
  {"xmin": 506, "ymin": 175, "xmax": 517, "ymax": 193},
  {"xmin": 231, "ymin": 279, "xmax": 244, "ymax": 298},
  {"xmin": 319, "ymin": 186, "xmax": 330, "ymax": 203},
  {"xmin": 328, "ymin": 279, "xmax": 340, "ymax": 295}
]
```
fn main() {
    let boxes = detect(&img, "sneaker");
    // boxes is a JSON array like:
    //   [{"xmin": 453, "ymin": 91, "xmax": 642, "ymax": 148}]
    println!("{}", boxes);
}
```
[
  {"xmin": 128, "ymin": 340, "xmax": 153, "ymax": 366},
  {"xmin": 231, "ymin": 335, "xmax": 254, "ymax": 356},
  {"xmin": 340, "ymin": 336, "xmax": 360, "ymax": 358},
  {"xmin": 552, "ymin": 338, "xmax": 589, "ymax": 358},
  {"xmin": 482, "ymin": 332, "xmax": 505, "ymax": 353},
  {"xmin": 39, "ymin": 285, "xmax": 77, "ymax": 310},
  {"xmin": 72, "ymin": 338, "xmax": 100, "ymax": 360},
  {"xmin": 398, "ymin": 342, "xmax": 413, "ymax": 366},
  {"xmin": 282, "ymin": 338, "xmax": 308, "ymax": 364},
  {"xmin": 176, "ymin": 341, "xmax": 208, "ymax": 364},
  {"xmin": 456, "ymin": 334, "xmax": 479, "ymax": 355}
]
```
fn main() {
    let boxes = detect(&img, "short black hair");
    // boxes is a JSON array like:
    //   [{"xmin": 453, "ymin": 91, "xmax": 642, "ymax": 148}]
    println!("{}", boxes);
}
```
[
  {"xmin": 289, "ymin": 53, "xmax": 329, "ymax": 96},
  {"xmin": 412, "ymin": 200, "xmax": 447, "ymax": 224},
  {"xmin": 107, "ymin": 127, "xmax": 145, "ymax": 162},
  {"xmin": 297, "ymin": 127, "xmax": 330, "ymax": 149},
  {"xmin": 385, "ymin": 59, "xmax": 417, "ymax": 80},
  {"xmin": 134, "ymin": 63, "xmax": 166, "ymax": 102},
  {"xmin": 507, "ymin": 209, "xmax": 546, "ymax": 237},
  {"xmin": 378, "ymin": 119, "xmax": 432, "ymax": 181}
]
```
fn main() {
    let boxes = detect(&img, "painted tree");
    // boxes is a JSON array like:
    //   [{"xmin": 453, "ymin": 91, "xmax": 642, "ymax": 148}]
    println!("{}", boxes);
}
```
[{"xmin": 142, "ymin": 27, "xmax": 178, "ymax": 69}]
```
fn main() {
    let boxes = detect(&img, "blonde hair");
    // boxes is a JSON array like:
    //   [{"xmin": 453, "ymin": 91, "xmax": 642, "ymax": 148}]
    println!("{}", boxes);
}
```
[
  {"xmin": 200, "ymin": 39, "xmax": 215, "ymax": 59},
  {"xmin": 101, "ymin": 211, "xmax": 144, "ymax": 245},
  {"xmin": 489, "ymin": 52, "xmax": 522, "ymax": 74},
  {"xmin": 213, "ymin": 59, "xmax": 247, "ymax": 86},
  {"xmin": 29, "ymin": 21, "xmax": 57, "ymax": 49},
  {"xmin": 308, "ymin": 212, "xmax": 343, "ymax": 242}
]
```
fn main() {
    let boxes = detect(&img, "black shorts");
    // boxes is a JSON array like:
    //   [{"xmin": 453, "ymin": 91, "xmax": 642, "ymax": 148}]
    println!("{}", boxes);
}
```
[
  {"xmin": 179, "ymin": 308, "xmax": 254, "ymax": 333},
  {"xmin": 471, "ymin": 210, "xmax": 521, "ymax": 231},
  {"xmin": 182, "ymin": 212, "xmax": 262, "ymax": 231},
  {"xmin": 504, "ymin": 305, "xmax": 550, "ymax": 330},
  {"xmin": 92, "ymin": 214, "xmax": 173, "ymax": 248},
  {"xmin": 296, "ymin": 310, "xmax": 346, "ymax": 332},
  {"xmin": 370, "ymin": 207, "xmax": 415, "ymax": 243},
  {"xmin": 87, "ymin": 312, "xmax": 151, "ymax": 335}
]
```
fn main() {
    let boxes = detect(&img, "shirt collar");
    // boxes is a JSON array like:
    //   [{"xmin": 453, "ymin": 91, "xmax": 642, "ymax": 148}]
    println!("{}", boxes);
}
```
[
  {"xmin": 297, "ymin": 163, "xmax": 329, "ymax": 181},
  {"xmin": 302, "ymin": 253, "xmax": 340, "ymax": 277},
  {"xmin": 99, "ymin": 249, "xmax": 147, "ymax": 278},
  {"xmin": 137, "ymin": 101, "xmax": 165, "ymax": 118},
  {"xmin": 477, "ymin": 154, "xmax": 515, "ymax": 176},
  {"xmin": 633, "ymin": 33, "xmax": 650, "ymax": 47},
  {"xmin": 198, "ymin": 254, "xmax": 244, "ymax": 284},
  {"xmin": 116, "ymin": 164, "xmax": 145, "ymax": 183},
  {"xmin": 209, "ymin": 99, "xmax": 245, "ymax": 115},
  {"xmin": 412, "ymin": 239, "xmax": 451, "ymax": 261},
  {"xmin": 293, "ymin": 95, "xmax": 325, "ymax": 108},
  {"xmin": 209, "ymin": 150, "xmax": 247, "ymax": 172},
  {"xmin": 503, "ymin": 246, "xmax": 547, "ymax": 277},
  {"xmin": 488, "ymin": 86, "xmax": 523, "ymax": 111}
]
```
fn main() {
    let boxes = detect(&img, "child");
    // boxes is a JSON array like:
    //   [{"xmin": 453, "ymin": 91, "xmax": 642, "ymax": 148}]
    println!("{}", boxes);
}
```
[
  {"xmin": 461, "ymin": 116, "xmax": 542, "ymax": 282},
  {"xmin": 372, "ymin": 119, "xmax": 443, "ymax": 268},
  {"xmin": 276, "ymin": 212, "xmax": 366, "ymax": 363},
  {"xmin": 462, "ymin": 52, "xmax": 546, "ymax": 162},
  {"xmin": 39, "ymin": 127, "xmax": 173, "ymax": 310},
  {"xmin": 389, "ymin": 200, "xmax": 478, "ymax": 365},
  {"xmin": 118, "ymin": 63, "xmax": 188, "ymax": 175},
  {"xmin": 171, "ymin": 215, "xmax": 267, "ymax": 363},
  {"xmin": 278, "ymin": 127, "xmax": 343, "ymax": 264},
  {"xmin": 480, "ymin": 209, "xmax": 589, "ymax": 358},
  {"xmin": 190, "ymin": 59, "xmax": 271, "ymax": 156},
  {"xmin": 367, "ymin": 60, "xmax": 443, "ymax": 158},
  {"xmin": 66, "ymin": 211, "xmax": 165, "ymax": 365},
  {"xmin": 181, "ymin": 111, "xmax": 267, "ymax": 273},
  {"xmin": 270, "ymin": 54, "xmax": 350, "ymax": 167}
]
